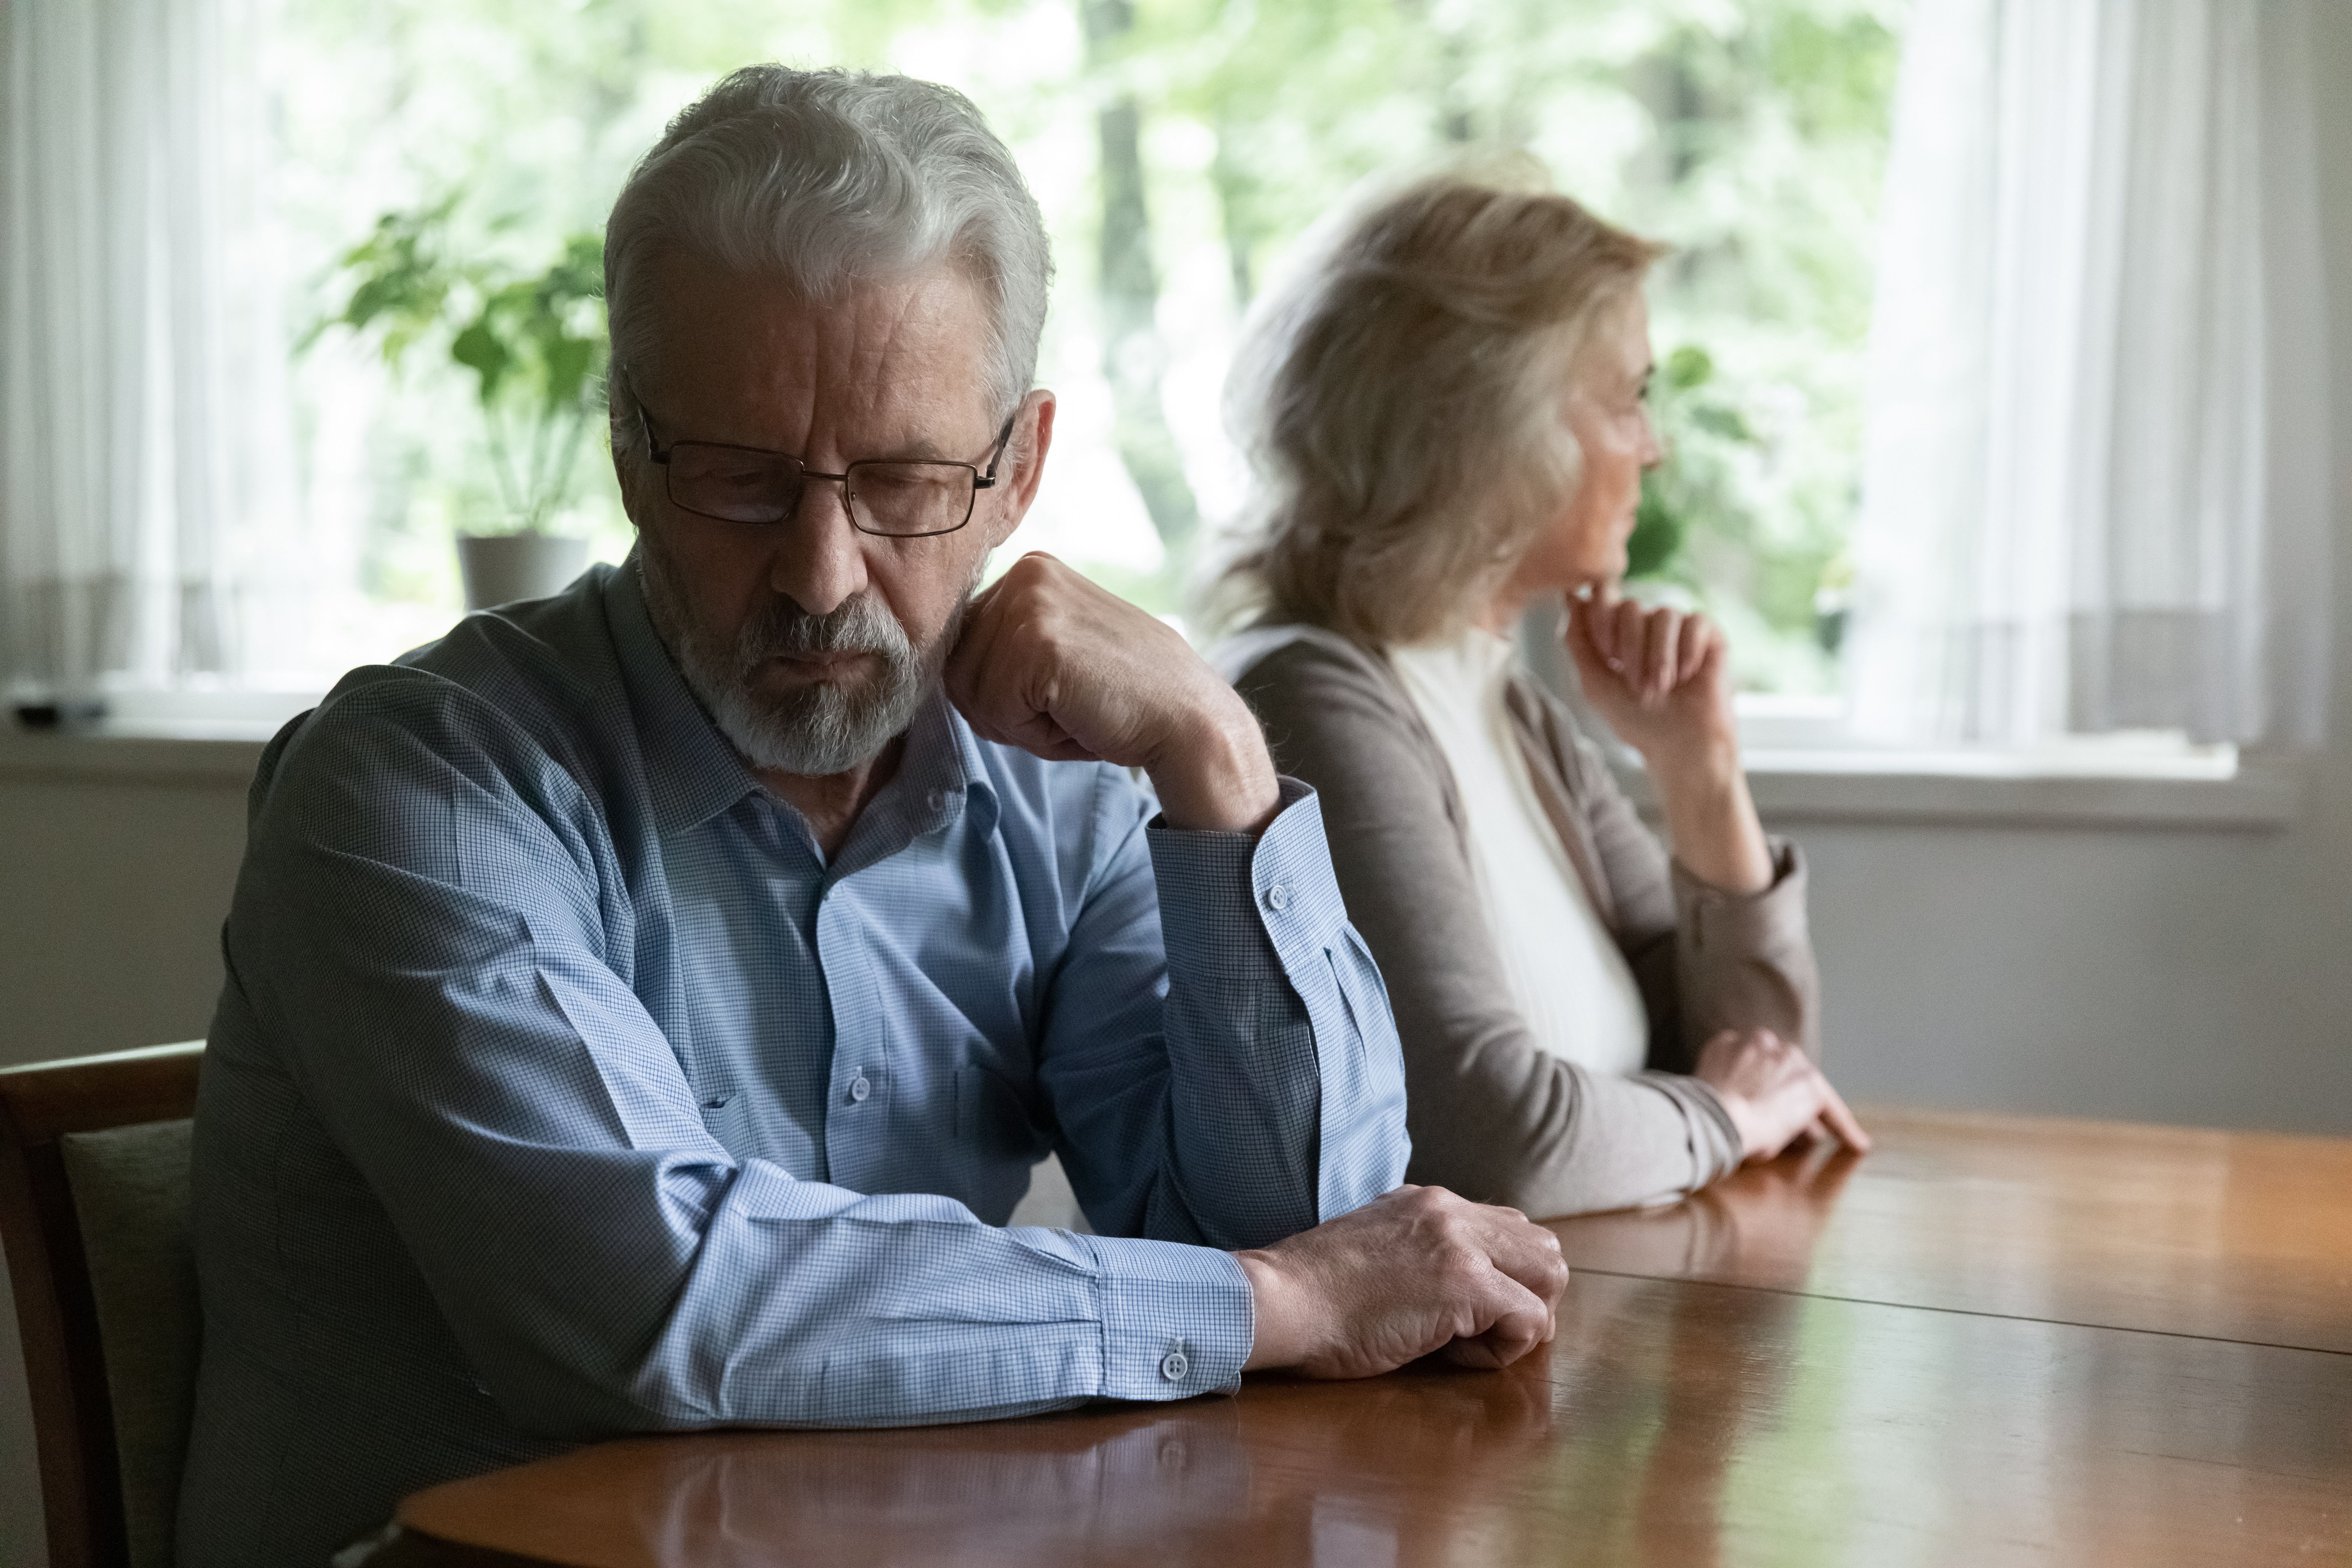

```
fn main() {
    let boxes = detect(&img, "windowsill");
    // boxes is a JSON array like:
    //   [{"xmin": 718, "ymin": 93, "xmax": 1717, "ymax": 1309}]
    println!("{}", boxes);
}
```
[
  {"xmin": 0, "ymin": 720, "xmax": 280, "ymax": 784},
  {"xmin": 1615, "ymin": 749, "xmax": 2302, "ymax": 831},
  {"xmin": 0, "ymin": 714, "xmax": 2308, "ymax": 830}
]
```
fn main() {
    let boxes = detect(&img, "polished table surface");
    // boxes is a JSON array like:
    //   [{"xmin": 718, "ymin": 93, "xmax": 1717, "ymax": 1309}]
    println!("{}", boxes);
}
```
[{"xmin": 397, "ymin": 1109, "xmax": 2352, "ymax": 1566}]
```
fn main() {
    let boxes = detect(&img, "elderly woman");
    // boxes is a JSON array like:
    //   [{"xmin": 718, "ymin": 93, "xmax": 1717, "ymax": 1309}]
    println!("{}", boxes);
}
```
[{"xmin": 1212, "ymin": 167, "xmax": 1868, "ymax": 1218}]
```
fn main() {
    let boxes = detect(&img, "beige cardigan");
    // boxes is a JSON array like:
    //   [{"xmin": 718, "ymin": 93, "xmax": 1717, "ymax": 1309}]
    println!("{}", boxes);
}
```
[{"xmin": 1226, "ymin": 626, "xmax": 1821, "ymax": 1218}]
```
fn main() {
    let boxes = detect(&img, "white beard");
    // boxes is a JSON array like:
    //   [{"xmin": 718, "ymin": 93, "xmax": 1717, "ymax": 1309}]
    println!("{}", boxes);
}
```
[{"xmin": 636, "ymin": 535, "xmax": 956, "ymax": 777}]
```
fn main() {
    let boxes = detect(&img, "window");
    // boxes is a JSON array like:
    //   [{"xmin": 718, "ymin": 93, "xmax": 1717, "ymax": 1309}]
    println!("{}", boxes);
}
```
[
  {"xmin": 11, "ymin": 0, "xmax": 2319, "ymax": 778},
  {"xmin": 262, "ymin": 0, "xmax": 1908, "ymax": 696}
]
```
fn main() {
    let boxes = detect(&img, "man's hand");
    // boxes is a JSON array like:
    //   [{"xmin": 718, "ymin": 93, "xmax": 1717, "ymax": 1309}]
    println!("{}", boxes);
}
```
[
  {"xmin": 1233, "ymin": 1186, "xmax": 1570, "ymax": 1378},
  {"xmin": 946, "ymin": 553, "xmax": 1281, "ymax": 833},
  {"xmin": 1693, "ymin": 1028, "xmax": 1871, "ymax": 1163}
]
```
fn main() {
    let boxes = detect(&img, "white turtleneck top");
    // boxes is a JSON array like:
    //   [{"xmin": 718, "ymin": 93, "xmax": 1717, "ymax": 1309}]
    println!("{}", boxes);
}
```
[{"xmin": 1385, "ymin": 629, "xmax": 1651, "ymax": 1077}]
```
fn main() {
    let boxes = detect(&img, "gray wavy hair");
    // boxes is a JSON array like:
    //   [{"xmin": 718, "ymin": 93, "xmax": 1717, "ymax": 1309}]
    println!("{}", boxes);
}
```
[
  {"xmin": 1212, "ymin": 161, "xmax": 1661, "ymax": 645},
  {"xmin": 604, "ymin": 65, "xmax": 1053, "ymax": 461}
]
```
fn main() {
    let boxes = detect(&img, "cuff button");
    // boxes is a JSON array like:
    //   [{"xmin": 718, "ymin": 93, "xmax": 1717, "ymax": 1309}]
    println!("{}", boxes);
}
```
[{"xmin": 1158, "ymin": 1348, "xmax": 1190, "ymax": 1382}]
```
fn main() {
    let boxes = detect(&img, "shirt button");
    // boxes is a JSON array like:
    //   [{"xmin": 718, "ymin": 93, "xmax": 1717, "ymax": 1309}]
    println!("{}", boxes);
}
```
[
  {"xmin": 1158, "ymin": 1348, "xmax": 1189, "ymax": 1382},
  {"xmin": 848, "ymin": 1074, "xmax": 872, "ymax": 1104},
  {"xmin": 927, "ymin": 789, "xmax": 948, "ymax": 813},
  {"xmin": 1264, "ymin": 882, "xmax": 1292, "ymax": 912}
]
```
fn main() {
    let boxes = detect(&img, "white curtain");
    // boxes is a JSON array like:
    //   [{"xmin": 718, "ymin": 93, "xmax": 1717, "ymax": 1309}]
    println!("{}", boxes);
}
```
[
  {"xmin": 0, "ymin": 0, "xmax": 297, "ymax": 703},
  {"xmin": 1847, "ymin": 0, "xmax": 2331, "ymax": 747}
]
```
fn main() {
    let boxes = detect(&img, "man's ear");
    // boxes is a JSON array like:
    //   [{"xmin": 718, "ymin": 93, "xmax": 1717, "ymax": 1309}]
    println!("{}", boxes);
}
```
[
  {"xmin": 607, "ymin": 397, "xmax": 656, "ymax": 532},
  {"xmin": 614, "ymin": 452, "xmax": 650, "ymax": 531},
  {"xmin": 984, "ymin": 389, "xmax": 1056, "ymax": 550}
]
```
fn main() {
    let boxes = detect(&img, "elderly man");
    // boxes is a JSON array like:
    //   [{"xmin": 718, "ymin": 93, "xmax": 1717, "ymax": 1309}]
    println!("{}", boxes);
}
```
[{"xmin": 179, "ymin": 66, "xmax": 1567, "ymax": 1564}]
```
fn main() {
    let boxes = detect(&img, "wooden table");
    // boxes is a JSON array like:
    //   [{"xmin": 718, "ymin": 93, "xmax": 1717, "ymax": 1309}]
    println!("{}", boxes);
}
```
[{"xmin": 395, "ymin": 1110, "xmax": 2352, "ymax": 1566}]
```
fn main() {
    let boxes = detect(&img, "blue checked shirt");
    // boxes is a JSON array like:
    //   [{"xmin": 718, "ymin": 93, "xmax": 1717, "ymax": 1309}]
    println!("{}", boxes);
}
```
[{"xmin": 178, "ymin": 560, "xmax": 1409, "ymax": 1566}]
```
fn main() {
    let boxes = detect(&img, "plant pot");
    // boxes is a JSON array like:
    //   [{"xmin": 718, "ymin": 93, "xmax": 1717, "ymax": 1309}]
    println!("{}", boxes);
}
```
[{"xmin": 455, "ymin": 533, "xmax": 590, "ymax": 612}]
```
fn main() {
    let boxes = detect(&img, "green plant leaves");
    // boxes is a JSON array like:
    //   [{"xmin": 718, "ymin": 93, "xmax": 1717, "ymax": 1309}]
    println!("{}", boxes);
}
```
[
  {"xmin": 1628, "ymin": 339, "xmax": 1761, "ymax": 586},
  {"xmin": 449, "ymin": 318, "xmax": 513, "ymax": 402},
  {"xmin": 1663, "ymin": 343, "xmax": 1715, "ymax": 392},
  {"xmin": 1626, "ymin": 475, "xmax": 1686, "ymax": 581},
  {"xmin": 304, "ymin": 199, "xmax": 608, "ymax": 531}
]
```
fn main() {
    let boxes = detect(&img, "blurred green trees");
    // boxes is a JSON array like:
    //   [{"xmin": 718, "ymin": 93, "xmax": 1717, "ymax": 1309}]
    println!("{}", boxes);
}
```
[{"xmin": 276, "ymin": 0, "xmax": 1904, "ymax": 689}]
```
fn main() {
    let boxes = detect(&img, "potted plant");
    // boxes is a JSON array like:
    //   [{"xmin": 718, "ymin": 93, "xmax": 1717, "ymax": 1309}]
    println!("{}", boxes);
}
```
[{"xmin": 309, "ymin": 202, "xmax": 609, "ymax": 610}]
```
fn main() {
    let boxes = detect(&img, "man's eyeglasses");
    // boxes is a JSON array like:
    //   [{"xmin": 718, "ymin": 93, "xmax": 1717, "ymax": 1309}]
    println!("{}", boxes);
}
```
[{"xmin": 636, "ymin": 398, "xmax": 1017, "ymax": 538}]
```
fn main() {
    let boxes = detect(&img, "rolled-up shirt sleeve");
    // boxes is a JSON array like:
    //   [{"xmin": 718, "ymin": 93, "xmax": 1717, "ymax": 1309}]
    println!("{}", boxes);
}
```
[
  {"xmin": 233, "ymin": 685, "xmax": 1299, "ymax": 1435},
  {"xmin": 1149, "ymin": 782, "xmax": 1413, "ymax": 1228},
  {"xmin": 1036, "ymin": 774, "xmax": 1410, "ymax": 1258}
]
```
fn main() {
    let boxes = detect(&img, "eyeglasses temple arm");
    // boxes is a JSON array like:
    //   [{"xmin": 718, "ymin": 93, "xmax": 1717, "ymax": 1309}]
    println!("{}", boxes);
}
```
[
  {"xmin": 975, "ymin": 413, "xmax": 1018, "ymax": 489},
  {"xmin": 635, "ymin": 395, "xmax": 670, "ymax": 464}
]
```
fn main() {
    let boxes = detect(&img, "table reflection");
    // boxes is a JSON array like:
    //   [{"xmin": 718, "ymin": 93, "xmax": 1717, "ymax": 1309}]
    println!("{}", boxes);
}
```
[
  {"xmin": 396, "ymin": 1115, "xmax": 2352, "ymax": 1568},
  {"xmin": 1548, "ymin": 1139, "xmax": 1862, "ymax": 1286},
  {"xmin": 564, "ymin": 1361, "xmax": 1557, "ymax": 1568}
]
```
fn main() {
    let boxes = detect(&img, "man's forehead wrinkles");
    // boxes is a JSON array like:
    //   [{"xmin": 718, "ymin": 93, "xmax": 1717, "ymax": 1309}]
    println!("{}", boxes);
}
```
[
  {"xmin": 813, "ymin": 274, "xmax": 991, "ymax": 458},
  {"xmin": 853, "ymin": 295, "xmax": 941, "ymax": 448},
  {"xmin": 641, "ymin": 255, "xmax": 991, "ymax": 463}
]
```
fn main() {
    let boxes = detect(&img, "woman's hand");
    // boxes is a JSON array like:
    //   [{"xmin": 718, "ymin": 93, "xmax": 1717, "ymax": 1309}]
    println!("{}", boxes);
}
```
[
  {"xmin": 1693, "ymin": 1029, "xmax": 1871, "ymax": 1163},
  {"xmin": 1562, "ymin": 589, "xmax": 1773, "ymax": 894},
  {"xmin": 1563, "ymin": 588, "xmax": 1737, "ymax": 773}
]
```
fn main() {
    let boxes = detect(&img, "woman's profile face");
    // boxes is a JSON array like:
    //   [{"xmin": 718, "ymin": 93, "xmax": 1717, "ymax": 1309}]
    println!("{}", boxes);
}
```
[{"xmin": 1503, "ymin": 292, "xmax": 1662, "ymax": 601}]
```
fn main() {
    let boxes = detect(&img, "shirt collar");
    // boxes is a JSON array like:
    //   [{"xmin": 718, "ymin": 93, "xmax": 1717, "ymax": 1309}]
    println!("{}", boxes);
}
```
[
  {"xmin": 604, "ymin": 553, "xmax": 765, "ymax": 839},
  {"xmin": 822, "ymin": 687, "xmax": 1000, "ymax": 880}
]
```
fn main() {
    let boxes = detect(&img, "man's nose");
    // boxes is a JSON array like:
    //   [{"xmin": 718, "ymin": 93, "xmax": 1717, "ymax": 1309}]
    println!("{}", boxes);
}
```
[{"xmin": 768, "ymin": 481, "xmax": 869, "ymax": 616}]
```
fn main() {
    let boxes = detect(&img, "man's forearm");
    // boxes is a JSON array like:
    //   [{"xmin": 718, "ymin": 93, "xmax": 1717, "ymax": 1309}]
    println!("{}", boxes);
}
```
[
  {"xmin": 1143, "ymin": 699, "xmax": 1282, "ymax": 834},
  {"xmin": 1233, "ymin": 1249, "xmax": 1307, "ymax": 1371}
]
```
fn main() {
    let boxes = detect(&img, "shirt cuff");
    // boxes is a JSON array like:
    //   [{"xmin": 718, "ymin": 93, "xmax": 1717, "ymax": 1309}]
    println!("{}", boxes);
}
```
[
  {"xmin": 1146, "ymin": 778, "xmax": 1349, "ymax": 982},
  {"xmin": 1082, "ymin": 1233, "xmax": 1255, "ymax": 1400}
]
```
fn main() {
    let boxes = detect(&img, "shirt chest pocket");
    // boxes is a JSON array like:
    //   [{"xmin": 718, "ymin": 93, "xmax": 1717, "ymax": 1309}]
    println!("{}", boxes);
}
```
[
  {"xmin": 954, "ymin": 1064, "xmax": 1051, "ymax": 1163},
  {"xmin": 699, "ymin": 1091, "xmax": 757, "ymax": 1161}
]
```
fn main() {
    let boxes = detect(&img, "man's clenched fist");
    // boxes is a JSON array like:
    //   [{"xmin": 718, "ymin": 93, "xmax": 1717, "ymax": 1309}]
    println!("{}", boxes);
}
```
[
  {"xmin": 946, "ymin": 552, "xmax": 1281, "ymax": 833},
  {"xmin": 1235, "ymin": 1186, "xmax": 1570, "ymax": 1378}
]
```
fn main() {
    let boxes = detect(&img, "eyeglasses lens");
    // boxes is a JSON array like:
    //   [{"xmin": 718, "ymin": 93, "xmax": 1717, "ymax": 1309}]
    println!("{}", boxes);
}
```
[
  {"xmin": 663, "ymin": 444, "xmax": 977, "ymax": 535},
  {"xmin": 848, "ymin": 462, "xmax": 975, "ymax": 537},
  {"xmin": 668, "ymin": 446, "xmax": 805, "ymax": 525}
]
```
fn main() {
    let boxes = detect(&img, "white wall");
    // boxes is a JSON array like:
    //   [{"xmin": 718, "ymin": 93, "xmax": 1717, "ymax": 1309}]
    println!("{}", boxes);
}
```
[
  {"xmin": 1798, "ymin": 6, "xmax": 2352, "ymax": 1135},
  {"xmin": 0, "ymin": 774, "xmax": 254, "ymax": 1066},
  {"xmin": 5, "ymin": 14, "xmax": 2350, "ymax": 1563},
  {"xmin": 0, "ymin": 768, "xmax": 254, "ymax": 1568}
]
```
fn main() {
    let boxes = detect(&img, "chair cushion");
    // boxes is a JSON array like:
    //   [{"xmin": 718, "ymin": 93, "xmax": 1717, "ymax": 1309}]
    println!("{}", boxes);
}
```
[{"xmin": 61, "ymin": 1118, "xmax": 199, "ymax": 1568}]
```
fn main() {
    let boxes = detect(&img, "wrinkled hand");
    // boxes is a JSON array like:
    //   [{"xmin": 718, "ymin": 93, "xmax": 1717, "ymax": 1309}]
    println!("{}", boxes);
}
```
[
  {"xmin": 1563, "ymin": 588, "xmax": 1738, "ymax": 775},
  {"xmin": 1234, "ymin": 1186, "xmax": 1570, "ymax": 1378},
  {"xmin": 1693, "ymin": 1028, "xmax": 1871, "ymax": 1163},
  {"xmin": 945, "ymin": 552, "xmax": 1279, "ymax": 832}
]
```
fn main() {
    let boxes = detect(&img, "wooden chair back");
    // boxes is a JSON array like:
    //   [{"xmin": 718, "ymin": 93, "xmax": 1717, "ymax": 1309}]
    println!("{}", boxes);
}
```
[{"xmin": 0, "ymin": 1042, "xmax": 204, "ymax": 1568}]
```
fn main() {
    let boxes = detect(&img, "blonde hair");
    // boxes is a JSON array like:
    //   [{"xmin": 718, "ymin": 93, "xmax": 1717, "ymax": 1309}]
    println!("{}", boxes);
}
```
[{"xmin": 1212, "ymin": 162, "xmax": 1661, "ymax": 644}]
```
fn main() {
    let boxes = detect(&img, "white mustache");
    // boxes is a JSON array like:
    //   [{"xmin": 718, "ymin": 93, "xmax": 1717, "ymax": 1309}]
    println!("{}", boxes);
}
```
[{"xmin": 735, "ymin": 594, "xmax": 911, "ymax": 671}]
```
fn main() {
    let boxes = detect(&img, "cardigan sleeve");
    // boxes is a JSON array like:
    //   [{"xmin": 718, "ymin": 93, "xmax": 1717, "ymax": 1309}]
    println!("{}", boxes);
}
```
[
  {"xmin": 1232, "ymin": 635, "xmax": 1743, "ymax": 1218},
  {"xmin": 1534, "ymin": 687, "xmax": 1822, "ymax": 1070}
]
